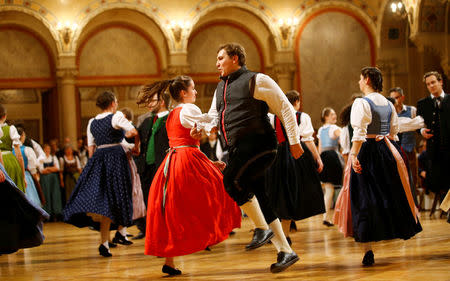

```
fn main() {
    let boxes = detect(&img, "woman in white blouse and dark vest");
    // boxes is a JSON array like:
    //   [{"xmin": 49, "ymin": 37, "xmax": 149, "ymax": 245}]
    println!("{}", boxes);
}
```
[{"xmin": 338, "ymin": 67, "xmax": 422, "ymax": 266}]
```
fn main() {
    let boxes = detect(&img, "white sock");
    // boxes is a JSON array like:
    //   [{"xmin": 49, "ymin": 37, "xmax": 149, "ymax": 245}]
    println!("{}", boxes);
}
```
[
  {"xmin": 240, "ymin": 195, "xmax": 269, "ymax": 230},
  {"xmin": 102, "ymin": 241, "xmax": 109, "ymax": 249},
  {"xmin": 119, "ymin": 227, "xmax": 128, "ymax": 240},
  {"xmin": 269, "ymin": 219, "xmax": 293, "ymax": 253},
  {"xmin": 323, "ymin": 183, "xmax": 334, "ymax": 221}
]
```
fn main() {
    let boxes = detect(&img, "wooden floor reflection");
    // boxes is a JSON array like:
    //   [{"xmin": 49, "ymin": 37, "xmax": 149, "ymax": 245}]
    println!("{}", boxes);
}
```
[{"xmin": 1, "ymin": 213, "xmax": 448, "ymax": 280}]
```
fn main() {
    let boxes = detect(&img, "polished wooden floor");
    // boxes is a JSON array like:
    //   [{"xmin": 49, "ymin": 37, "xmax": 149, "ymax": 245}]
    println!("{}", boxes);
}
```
[{"xmin": 1, "ymin": 213, "xmax": 449, "ymax": 281}]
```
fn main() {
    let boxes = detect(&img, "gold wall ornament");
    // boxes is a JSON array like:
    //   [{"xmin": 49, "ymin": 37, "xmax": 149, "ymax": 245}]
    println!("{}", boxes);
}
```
[
  {"xmin": 278, "ymin": 17, "xmax": 299, "ymax": 41},
  {"xmin": 169, "ymin": 20, "xmax": 191, "ymax": 43},
  {"xmin": 57, "ymin": 21, "xmax": 78, "ymax": 44}
]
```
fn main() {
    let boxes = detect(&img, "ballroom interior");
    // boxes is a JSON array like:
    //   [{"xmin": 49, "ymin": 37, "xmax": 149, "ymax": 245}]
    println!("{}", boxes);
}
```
[{"xmin": 0, "ymin": 0, "xmax": 449, "ymax": 146}]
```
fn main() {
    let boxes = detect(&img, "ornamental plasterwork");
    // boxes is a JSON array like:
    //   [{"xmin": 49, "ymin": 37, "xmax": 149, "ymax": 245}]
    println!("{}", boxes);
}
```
[
  {"xmin": 186, "ymin": 0, "xmax": 280, "ymax": 50},
  {"xmin": 71, "ymin": 0, "xmax": 172, "ymax": 54},
  {"xmin": 0, "ymin": 0, "xmax": 61, "ymax": 52}
]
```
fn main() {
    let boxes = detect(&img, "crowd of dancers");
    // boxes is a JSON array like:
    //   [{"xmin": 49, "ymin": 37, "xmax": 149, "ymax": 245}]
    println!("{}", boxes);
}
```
[{"xmin": 1, "ymin": 42, "xmax": 449, "ymax": 276}]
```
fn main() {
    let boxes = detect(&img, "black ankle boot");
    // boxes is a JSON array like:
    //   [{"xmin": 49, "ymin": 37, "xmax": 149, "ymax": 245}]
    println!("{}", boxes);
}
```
[
  {"xmin": 162, "ymin": 265, "xmax": 182, "ymax": 276},
  {"xmin": 98, "ymin": 244, "xmax": 112, "ymax": 257},
  {"xmin": 112, "ymin": 232, "xmax": 133, "ymax": 245},
  {"xmin": 362, "ymin": 250, "xmax": 375, "ymax": 266}
]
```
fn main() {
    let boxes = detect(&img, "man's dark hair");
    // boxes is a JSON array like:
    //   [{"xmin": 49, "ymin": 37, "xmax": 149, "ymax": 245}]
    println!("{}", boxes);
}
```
[
  {"xmin": 389, "ymin": 87, "xmax": 403, "ymax": 96},
  {"xmin": 423, "ymin": 71, "xmax": 442, "ymax": 82},
  {"xmin": 361, "ymin": 67, "xmax": 383, "ymax": 92},
  {"xmin": 218, "ymin": 43, "xmax": 246, "ymax": 66},
  {"xmin": 285, "ymin": 90, "xmax": 300, "ymax": 106}
]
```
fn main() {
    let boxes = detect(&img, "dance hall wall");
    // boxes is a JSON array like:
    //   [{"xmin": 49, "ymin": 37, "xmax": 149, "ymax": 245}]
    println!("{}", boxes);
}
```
[{"xmin": 295, "ymin": 9, "xmax": 373, "ymax": 127}]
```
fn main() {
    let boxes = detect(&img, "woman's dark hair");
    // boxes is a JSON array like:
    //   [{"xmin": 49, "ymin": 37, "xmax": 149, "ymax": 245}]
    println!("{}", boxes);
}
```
[
  {"xmin": 321, "ymin": 107, "xmax": 334, "ymax": 123},
  {"xmin": 96, "ymin": 91, "xmax": 116, "ymax": 110},
  {"xmin": 16, "ymin": 125, "xmax": 34, "ymax": 148},
  {"xmin": 137, "ymin": 75, "xmax": 192, "ymax": 104},
  {"xmin": 339, "ymin": 93, "xmax": 363, "ymax": 126},
  {"xmin": 285, "ymin": 90, "xmax": 300, "ymax": 106},
  {"xmin": 361, "ymin": 67, "xmax": 383, "ymax": 92}
]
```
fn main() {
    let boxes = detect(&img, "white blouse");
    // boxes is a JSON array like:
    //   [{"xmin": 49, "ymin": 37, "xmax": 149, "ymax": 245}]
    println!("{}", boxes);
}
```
[
  {"xmin": 178, "ymin": 103, "xmax": 216, "ymax": 131},
  {"xmin": 268, "ymin": 112, "xmax": 314, "ymax": 142},
  {"xmin": 398, "ymin": 116, "xmax": 425, "ymax": 133},
  {"xmin": 339, "ymin": 126, "xmax": 351, "ymax": 155},
  {"xmin": 24, "ymin": 146, "xmax": 38, "ymax": 174},
  {"xmin": 39, "ymin": 155, "xmax": 60, "ymax": 173},
  {"xmin": 87, "ymin": 111, "xmax": 135, "ymax": 147},
  {"xmin": 31, "ymin": 139, "xmax": 46, "ymax": 164},
  {"xmin": 350, "ymin": 92, "xmax": 399, "ymax": 142},
  {"xmin": 208, "ymin": 73, "xmax": 300, "ymax": 145},
  {"xmin": 59, "ymin": 155, "xmax": 81, "ymax": 172},
  {"xmin": 0, "ymin": 123, "xmax": 21, "ymax": 146}
]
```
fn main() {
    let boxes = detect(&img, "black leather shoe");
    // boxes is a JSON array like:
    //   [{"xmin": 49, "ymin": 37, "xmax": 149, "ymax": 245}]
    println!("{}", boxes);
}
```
[
  {"xmin": 323, "ymin": 220, "xmax": 334, "ymax": 227},
  {"xmin": 98, "ymin": 244, "xmax": 112, "ymax": 257},
  {"xmin": 245, "ymin": 228, "xmax": 274, "ymax": 251},
  {"xmin": 162, "ymin": 265, "xmax": 182, "ymax": 276},
  {"xmin": 290, "ymin": 220, "xmax": 297, "ymax": 232},
  {"xmin": 132, "ymin": 232, "xmax": 145, "ymax": 240},
  {"xmin": 112, "ymin": 232, "xmax": 133, "ymax": 245},
  {"xmin": 270, "ymin": 251, "xmax": 299, "ymax": 273},
  {"xmin": 286, "ymin": 236, "xmax": 292, "ymax": 246},
  {"xmin": 108, "ymin": 242, "xmax": 117, "ymax": 248},
  {"xmin": 362, "ymin": 250, "xmax": 374, "ymax": 266}
]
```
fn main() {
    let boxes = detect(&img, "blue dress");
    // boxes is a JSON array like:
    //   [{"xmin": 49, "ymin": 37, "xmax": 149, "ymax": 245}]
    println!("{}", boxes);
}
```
[
  {"xmin": 318, "ymin": 125, "xmax": 344, "ymax": 187},
  {"xmin": 63, "ymin": 114, "xmax": 133, "ymax": 227},
  {"xmin": 13, "ymin": 145, "xmax": 42, "ymax": 207},
  {"xmin": 0, "ymin": 163, "xmax": 49, "ymax": 254},
  {"xmin": 350, "ymin": 97, "xmax": 422, "ymax": 242}
]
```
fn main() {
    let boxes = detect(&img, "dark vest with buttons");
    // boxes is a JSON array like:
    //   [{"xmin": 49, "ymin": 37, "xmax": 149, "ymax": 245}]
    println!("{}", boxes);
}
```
[{"xmin": 215, "ymin": 66, "xmax": 272, "ymax": 148}]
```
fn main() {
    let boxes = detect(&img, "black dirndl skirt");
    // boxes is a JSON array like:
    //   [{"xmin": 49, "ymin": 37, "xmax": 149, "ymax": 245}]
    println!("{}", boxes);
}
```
[
  {"xmin": 265, "ymin": 142, "xmax": 325, "ymax": 220},
  {"xmin": 350, "ymin": 139, "xmax": 422, "ymax": 242},
  {"xmin": 319, "ymin": 149, "xmax": 344, "ymax": 187}
]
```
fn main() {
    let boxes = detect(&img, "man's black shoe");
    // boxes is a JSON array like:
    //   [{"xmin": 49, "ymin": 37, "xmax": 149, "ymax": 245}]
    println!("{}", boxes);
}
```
[
  {"xmin": 270, "ymin": 251, "xmax": 299, "ymax": 273},
  {"xmin": 245, "ymin": 228, "xmax": 274, "ymax": 250}
]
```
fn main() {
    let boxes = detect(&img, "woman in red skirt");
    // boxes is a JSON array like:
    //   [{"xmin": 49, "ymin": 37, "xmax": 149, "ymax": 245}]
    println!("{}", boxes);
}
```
[{"xmin": 142, "ymin": 75, "xmax": 241, "ymax": 276}]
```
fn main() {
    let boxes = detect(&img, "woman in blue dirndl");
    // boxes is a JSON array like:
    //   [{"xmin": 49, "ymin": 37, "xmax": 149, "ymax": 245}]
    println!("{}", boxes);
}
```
[
  {"xmin": 345, "ymin": 67, "xmax": 422, "ymax": 266},
  {"xmin": 63, "ymin": 91, "xmax": 139, "ymax": 257}
]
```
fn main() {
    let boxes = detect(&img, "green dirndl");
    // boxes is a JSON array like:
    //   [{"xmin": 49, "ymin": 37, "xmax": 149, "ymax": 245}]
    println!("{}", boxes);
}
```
[{"xmin": 0, "ymin": 125, "xmax": 26, "ymax": 192}]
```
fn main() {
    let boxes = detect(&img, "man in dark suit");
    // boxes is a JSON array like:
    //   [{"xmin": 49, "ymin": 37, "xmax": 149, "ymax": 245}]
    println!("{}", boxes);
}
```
[
  {"xmin": 416, "ymin": 71, "xmax": 450, "ymax": 203},
  {"xmin": 133, "ymin": 89, "xmax": 170, "ymax": 239}
]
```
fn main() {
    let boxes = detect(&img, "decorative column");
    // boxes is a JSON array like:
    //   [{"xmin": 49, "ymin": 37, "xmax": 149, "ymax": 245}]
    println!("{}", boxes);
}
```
[
  {"xmin": 272, "ymin": 63, "xmax": 297, "ymax": 92},
  {"xmin": 272, "ymin": 51, "xmax": 297, "ymax": 92},
  {"xmin": 166, "ymin": 53, "xmax": 190, "ymax": 77},
  {"xmin": 56, "ymin": 55, "xmax": 79, "ymax": 148}
]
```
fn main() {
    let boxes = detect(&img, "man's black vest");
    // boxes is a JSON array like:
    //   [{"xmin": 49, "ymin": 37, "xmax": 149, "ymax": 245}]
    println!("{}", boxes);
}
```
[{"xmin": 216, "ymin": 66, "xmax": 272, "ymax": 148}]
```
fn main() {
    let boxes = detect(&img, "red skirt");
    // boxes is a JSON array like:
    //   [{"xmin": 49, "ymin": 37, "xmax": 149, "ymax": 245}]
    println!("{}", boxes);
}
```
[{"xmin": 144, "ymin": 147, "xmax": 241, "ymax": 257}]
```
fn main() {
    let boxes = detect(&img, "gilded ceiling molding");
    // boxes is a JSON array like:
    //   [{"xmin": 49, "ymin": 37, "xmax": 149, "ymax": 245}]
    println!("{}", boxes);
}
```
[
  {"xmin": 71, "ymin": 0, "xmax": 172, "ymax": 55},
  {"xmin": 0, "ymin": 0, "xmax": 61, "ymax": 53},
  {"xmin": 186, "ymin": 0, "xmax": 281, "ymax": 51}
]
